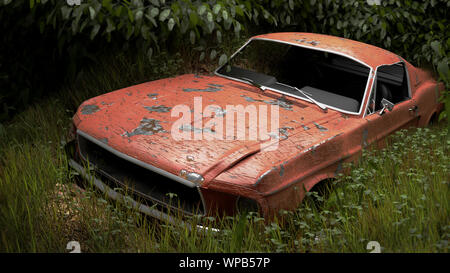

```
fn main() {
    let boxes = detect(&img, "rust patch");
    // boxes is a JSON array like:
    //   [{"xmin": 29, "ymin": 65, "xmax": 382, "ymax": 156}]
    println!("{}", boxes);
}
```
[
  {"xmin": 125, "ymin": 118, "xmax": 167, "ymax": 137},
  {"xmin": 81, "ymin": 105, "xmax": 100, "ymax": 115}
]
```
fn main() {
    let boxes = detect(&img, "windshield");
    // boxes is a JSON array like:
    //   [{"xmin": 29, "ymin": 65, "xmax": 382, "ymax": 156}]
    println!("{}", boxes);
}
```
[{"xmin": 216, "ymin": 39, "xmax": 371, "ymax": 114}]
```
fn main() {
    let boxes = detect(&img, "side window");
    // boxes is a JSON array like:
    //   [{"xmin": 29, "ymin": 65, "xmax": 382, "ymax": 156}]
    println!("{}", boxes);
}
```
[{"xmin": 367, "ymin": 63, "xmax": 410, "ymax": 115}]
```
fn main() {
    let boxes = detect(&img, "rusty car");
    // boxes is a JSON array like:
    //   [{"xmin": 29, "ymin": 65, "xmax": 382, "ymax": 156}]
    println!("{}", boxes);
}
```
[{"xmin": 66, "ymin": 32, "xmax": 444, "ymax": 225}]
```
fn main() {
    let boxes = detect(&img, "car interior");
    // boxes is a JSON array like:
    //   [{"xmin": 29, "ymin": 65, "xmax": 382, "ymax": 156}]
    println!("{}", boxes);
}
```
[
  {"xmin": 367, "ymin": 63, "xmax": 410, "ymax": 115},
  {"xmin": 216, "ymin": 39, "xmax": 372, "ymax": 113}
]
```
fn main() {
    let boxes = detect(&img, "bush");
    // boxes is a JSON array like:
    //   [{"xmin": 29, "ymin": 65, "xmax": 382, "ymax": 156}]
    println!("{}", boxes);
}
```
[{"xmin": 0, "ymin": 0, "xmax": 448, "ymax": 122}]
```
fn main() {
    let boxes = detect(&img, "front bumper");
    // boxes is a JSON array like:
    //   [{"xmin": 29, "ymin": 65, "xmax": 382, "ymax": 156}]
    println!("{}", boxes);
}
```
[{"xmin": 68, "ymin": 158, "xmax": 218, "ymax": 232}]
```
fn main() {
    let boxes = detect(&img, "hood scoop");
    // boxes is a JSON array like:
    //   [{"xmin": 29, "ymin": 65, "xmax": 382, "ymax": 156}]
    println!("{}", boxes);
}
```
[{"xmin": 201, "ymin": 140, "xmax": 261, "ymax": 185}]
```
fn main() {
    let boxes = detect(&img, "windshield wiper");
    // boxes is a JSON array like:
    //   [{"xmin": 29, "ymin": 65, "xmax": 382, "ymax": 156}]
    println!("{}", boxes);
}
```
[
  {"xmin": 235, "ymin": 76, "xmax": 267, "ymax": 92},
  {"xmin": 286, "ymin": 84, "xmax": 328, "ymax": 113}
]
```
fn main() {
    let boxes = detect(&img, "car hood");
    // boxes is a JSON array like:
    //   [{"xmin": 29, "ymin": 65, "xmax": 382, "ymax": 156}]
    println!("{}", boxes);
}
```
[{"xmin": 74, "ymin": 74, "xmax": 353, "ymax": 185}]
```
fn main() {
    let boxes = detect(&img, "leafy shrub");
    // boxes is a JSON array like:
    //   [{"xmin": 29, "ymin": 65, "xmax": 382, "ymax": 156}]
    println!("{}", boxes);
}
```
[{"xmin": 0, "ymin": 0, "xmax": 448, "ymax": 122}]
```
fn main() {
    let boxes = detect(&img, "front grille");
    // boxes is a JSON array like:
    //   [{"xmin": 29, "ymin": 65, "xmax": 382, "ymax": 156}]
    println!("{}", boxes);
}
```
[{"xmin": 77, "ymin": 134, "xmax": 205, "ymax": 215}]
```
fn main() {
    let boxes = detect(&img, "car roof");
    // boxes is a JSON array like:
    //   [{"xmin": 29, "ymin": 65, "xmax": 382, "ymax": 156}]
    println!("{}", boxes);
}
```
[{"xmin": 252, "ymin": 32, "xmax": 403, "ymax": 69}]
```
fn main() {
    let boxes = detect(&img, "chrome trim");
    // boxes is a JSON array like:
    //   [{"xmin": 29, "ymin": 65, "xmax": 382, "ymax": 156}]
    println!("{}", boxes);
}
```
[
  {"xmin": 69, "ymin": 159, "xmax": 218, "ymax": 232},
  {"xmin": 77, "ymin": 130, "xmax": 197, "ymax": 188},
  {"xmin": 214, "ymin": 37, "xmax": 374, "ymax": 116}
]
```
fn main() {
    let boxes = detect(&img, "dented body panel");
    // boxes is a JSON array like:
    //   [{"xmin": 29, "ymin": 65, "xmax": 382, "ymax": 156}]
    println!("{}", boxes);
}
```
[{"xmin": 69, "ymin": 33, "xmax": 443, "ymax": 218}]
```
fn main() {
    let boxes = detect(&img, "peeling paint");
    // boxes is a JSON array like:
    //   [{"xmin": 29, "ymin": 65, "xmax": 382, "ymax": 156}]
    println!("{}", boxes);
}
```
[
  {"xmin": 279, "ymin": 163, "xmax": 285, "ymax": 177},
  {"xmin": 240, "ymin": 95, "xmax": 293, "ymax": 110},
  {"xmin": 313, "ymin": 122, "xmax": 328, "ymax": 131},
  {"xmin": 125, "ymin": 118, "xmax": 167, "ymax": 137},
  {"xmin": 267, "ymin": 126, "xmax": 293, "ymax": 140},
  {"xmin": 279, "ymin": 126, "xmax": 294, "ymax": 139},
  {"xmin": 179, "ymin": 124, "xmax": 215, "ymax": 134},
  {"xmin": 207, "ymin": 106, "xmax": 226, "ymax": 117},
  {"xmin": 241, "ymin": 95, "xmax": 256, "ymax": 102},
  {"xmin": 147, "ymin": 93, "xmax": 158, "ymax": 99},
  {"xmin": 209, "ymin": 83, "xmax": 224, "ymax": 87},
  {"xmin": 183, "ymin": 87, "xmax": 222, "ymax": 92},
  {"xmin": 362, "ymin": 128, "xmax": 368, "ymax": 148},
  {"xmin": 144, "ymin": 105, "xmax": 172, "ymax": 113},
  {"xmin": 301, "ymin": 124, "xmax": 310, "ymax": 131},
  {"xmin": 295, "ymin": 38, "xmax": 320, "ymax": 46},
  {"xmin": 262, "ymin": 97, "xmax": 293, "ymax": 111},
  {"xmin": 81, "ymin": 104, "xmax": 100, "ymax": 115}
]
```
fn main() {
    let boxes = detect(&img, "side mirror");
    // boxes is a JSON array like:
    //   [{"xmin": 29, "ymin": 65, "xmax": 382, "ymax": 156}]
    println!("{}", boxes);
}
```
[{"xmin": 378, "ymin": 98, "xmax": 394, "ymax": 116}]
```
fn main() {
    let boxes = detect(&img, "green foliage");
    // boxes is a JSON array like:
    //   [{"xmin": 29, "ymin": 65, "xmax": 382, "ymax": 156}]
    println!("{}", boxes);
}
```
[
  {"xmin": 0, "ymin": 0, "xmax": 448, "ymax": 122},
  {"xmin": 0, "ymin": 41, "xmax": 448, "ymax": 253}
]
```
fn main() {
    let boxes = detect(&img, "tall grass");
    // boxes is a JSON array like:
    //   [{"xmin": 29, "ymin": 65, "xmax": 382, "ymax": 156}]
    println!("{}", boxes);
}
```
[{"xmin": 0, "ymin": 48, "xmax": 448, "ymax": 253}]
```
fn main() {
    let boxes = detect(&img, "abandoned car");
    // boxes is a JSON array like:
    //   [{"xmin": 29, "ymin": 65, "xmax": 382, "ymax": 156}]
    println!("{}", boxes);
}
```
[{"xmin": 67, "ymin": 32, "xmax": 444, "ymax": 224}]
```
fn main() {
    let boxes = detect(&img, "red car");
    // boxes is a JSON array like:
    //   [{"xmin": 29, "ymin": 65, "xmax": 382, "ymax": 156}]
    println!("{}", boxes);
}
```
[{"xmin": 67, "ymin": 32, "xmax": 444, "ymax": 225}]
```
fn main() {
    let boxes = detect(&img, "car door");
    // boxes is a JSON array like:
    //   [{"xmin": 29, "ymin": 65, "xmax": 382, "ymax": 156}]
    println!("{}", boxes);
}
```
[{"xmin": 363, "ymin": 62, "xmax": 419, "ymax": 148}]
